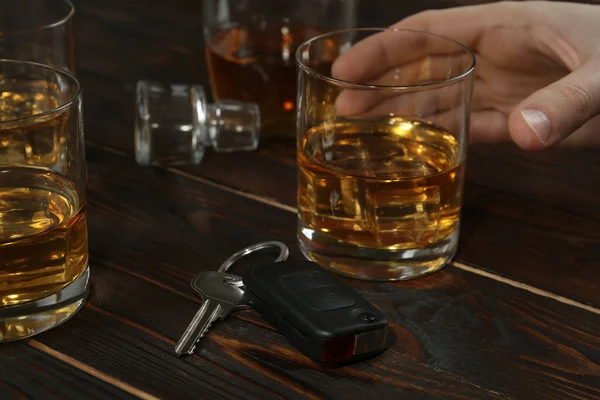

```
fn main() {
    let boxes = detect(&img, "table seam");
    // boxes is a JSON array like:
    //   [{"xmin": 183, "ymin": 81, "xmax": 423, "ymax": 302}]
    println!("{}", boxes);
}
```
[{"xmin": 28, "ymin": 340, "xmax": 160, "ymax": 400}]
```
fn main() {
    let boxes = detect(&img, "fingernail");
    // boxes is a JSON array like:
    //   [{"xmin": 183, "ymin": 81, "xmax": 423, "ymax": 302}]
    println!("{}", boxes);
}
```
[{"xmin": 521, "ymin": 109, "xmax": 552, "ymax": 144}]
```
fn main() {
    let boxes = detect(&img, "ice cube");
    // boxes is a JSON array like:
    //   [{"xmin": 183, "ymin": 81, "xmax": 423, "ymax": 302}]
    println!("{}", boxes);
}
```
[{"xmin": 366, "ymin": 183, "xmax": 441, "ymax": 248}]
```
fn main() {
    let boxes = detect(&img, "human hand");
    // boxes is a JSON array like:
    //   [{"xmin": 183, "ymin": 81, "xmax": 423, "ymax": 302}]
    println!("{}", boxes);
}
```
[{"xmin": 332, "ymin": 1, "xmax": 600, "ymax": 150}]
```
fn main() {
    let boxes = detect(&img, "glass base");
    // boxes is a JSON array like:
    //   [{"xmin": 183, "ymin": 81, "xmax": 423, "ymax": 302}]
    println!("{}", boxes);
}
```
[
  {"xmin": 298, "ymin": 228, "xmax": 458, "ymax": 282},
  {"xmin": 0, "ymin": 266, "xmax": 90, "ymax": 342}
]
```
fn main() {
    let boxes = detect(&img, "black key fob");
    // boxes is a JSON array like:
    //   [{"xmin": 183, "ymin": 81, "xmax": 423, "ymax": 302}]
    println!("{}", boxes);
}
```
[{"xmin": 243, "ymin": 260, "xmax": 388, "ymax": 364}]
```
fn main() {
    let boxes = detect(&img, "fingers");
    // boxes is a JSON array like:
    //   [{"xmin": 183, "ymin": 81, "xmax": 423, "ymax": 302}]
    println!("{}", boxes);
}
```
[
  {"xmin": 331, "ymin": 3, "xmax": 511, "ymax": 84},
  {"xmin": 330, "ymin": 26, "xmax": 477, "ymax": 85},
  {"xmin": 334, "ymin": 52, "xmax": 476, "ymax": 116},
  {"xmin": 470, "ymin": 110, "xmax": 509, "ymax": 144},
  {"xmin": 335, "ymin": 76, "xmax": 488, "ymax": 124},
  {"xmin": 508, "ymin": 58, "xmax": 600, "ymax": 150},
  {"xmin": 559, "ymin": 114, "xmax": 600, "ymax": 147},
  {"xmin": 390, "ymin": 4, "xmax": 504, "ymax": 49}
]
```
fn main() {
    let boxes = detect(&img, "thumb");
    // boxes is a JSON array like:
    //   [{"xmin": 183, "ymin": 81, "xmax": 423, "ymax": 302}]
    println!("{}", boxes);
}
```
[{"xmin": 508, "ymin": 59, "xmax": 600, "ymax": 151}]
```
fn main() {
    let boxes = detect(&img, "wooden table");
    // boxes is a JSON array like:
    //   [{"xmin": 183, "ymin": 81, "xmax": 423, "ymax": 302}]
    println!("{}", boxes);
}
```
[{"xmin": 2, "ymin": 0, "xmax": 600, "ymax": 399}]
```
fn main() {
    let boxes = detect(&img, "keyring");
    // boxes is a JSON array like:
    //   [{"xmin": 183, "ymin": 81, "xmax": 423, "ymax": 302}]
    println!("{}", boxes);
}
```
[{"xmin": 218, "ymin": 241, "xmax": 289, "ymax": 273}]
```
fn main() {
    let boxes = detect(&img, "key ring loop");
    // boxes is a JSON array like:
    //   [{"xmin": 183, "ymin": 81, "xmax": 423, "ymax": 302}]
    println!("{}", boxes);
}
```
[{"xmin": 218, "ymin": 241, "xmax": 289, "ymax": 273}]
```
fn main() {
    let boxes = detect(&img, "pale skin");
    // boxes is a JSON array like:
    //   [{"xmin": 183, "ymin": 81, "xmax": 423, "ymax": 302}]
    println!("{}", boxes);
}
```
[{"xmin": 331, "ymin": 1, "xmax": 600, "ymax": 151}]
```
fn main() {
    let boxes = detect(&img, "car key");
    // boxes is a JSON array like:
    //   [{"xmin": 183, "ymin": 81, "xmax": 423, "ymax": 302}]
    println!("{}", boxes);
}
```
[
  {"xmin": 243, "ymin": 260, "xmax": 388, "ymax": 364},
  {"xmin": 174, "ymin": 241, "xmax": 290, "ymax": 357},
  {"xmin": 174, "ymin": 271, "xmax": 249, "ymax": 356}
]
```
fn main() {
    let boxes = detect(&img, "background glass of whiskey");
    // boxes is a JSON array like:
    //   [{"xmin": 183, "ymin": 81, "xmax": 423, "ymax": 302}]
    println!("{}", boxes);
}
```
[
  {"xmin": 202, "ymin": 0, "xmax": 358, "ymax": 139},
  {"xmin": 296, "ymin": 28, "xmax": 476, "ymax": 281},
  {"xmin": 0, "ymin": 0, "xmax": 75, "ymax": 73},
  {"xmin": 0, "ymin": 60, "xmax": 88, "ymax": 341}
]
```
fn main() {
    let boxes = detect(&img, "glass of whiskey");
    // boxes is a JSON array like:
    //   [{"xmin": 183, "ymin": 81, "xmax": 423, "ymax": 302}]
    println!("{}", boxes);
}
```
[
  {"xmin": 0, "ymin": 0, "xmax": 75, "ymax": 73},
  {"xmin": 0, "ymin": 60, "xmax": 89, "ymax": 341},
  {"xmin": 202, "ymin": 0, "xmax": 358, "ymax": 139},
  {"xmin": 296, "ymin": 28, "xmax": 476, "ymax": 281}
]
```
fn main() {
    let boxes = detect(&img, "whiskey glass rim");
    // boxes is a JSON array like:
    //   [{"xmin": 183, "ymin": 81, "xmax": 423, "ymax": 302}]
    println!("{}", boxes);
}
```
[
  {"xmin": 0, "ymin": 0, "xmax": 75, "ymax": 36},
  {"xmin": 0, "ymin": 59, "xmax": 81, "ymax": 126},
  {"xmin": 295, "ymin": 27, "xmax": 476, "ymax": 90}
]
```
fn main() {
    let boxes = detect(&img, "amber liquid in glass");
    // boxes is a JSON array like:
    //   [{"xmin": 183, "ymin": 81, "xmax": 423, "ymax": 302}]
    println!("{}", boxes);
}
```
[
  {"xmin": 0, "ymin": 167, "xmax": 87, "ymax": 306},
  {"xmin": 206, "ymin": 23, "xmax": 321, "ymax": 138},
  {"xmin": 0, "ymin": 91, "xmax": 87, "ymax": 307},
  {"xmin": 298, "ymin": 118, "xmax": 465, "ymax": 280}
]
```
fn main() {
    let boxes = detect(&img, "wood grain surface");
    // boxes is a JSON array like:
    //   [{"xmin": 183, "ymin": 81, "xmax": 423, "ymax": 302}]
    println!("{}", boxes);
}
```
[
  {"xmin": 0, "ymin": 343, "xmax": 136, "ymax": 399},
  {"xmin": 1, "ymin": 0, "xmax": 600, "ymax": 399},
  {"xmin": 24, "ymin": 146, "xmax": 600, "ymax": 400}
]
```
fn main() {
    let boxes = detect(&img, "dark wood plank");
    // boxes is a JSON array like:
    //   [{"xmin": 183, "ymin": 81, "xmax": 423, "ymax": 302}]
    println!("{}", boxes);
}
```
[
  {"xmin": 36, "ymin": 298, "xmax": 506, "ymax": 400},
  {"xmin": 27, "ymin": 145, "xmax": 600, "ymax": 400},
  {"xmin": 456, "ymin": 182, "xmax": 600, "ymax": 304},
  {"xmin": 467, "ymin": 144, "xmax": 600, "ymax": 221},
  {"xmin": 68, "ymin": 0, "xmax": 600, "ymax": 309},
  {"xmin": 0, "ymin": 343, "xmax": 136, "ymax": 400}
]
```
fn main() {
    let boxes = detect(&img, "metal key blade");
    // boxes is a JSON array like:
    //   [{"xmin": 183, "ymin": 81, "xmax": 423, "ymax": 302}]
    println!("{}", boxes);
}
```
[
  {"xmin": 174, "ymin": 299, "xmax": 222, "ymax": 356},
  {"xmin": 175, "ymin": 271, "xmax": 247, "ymax": 357}
]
